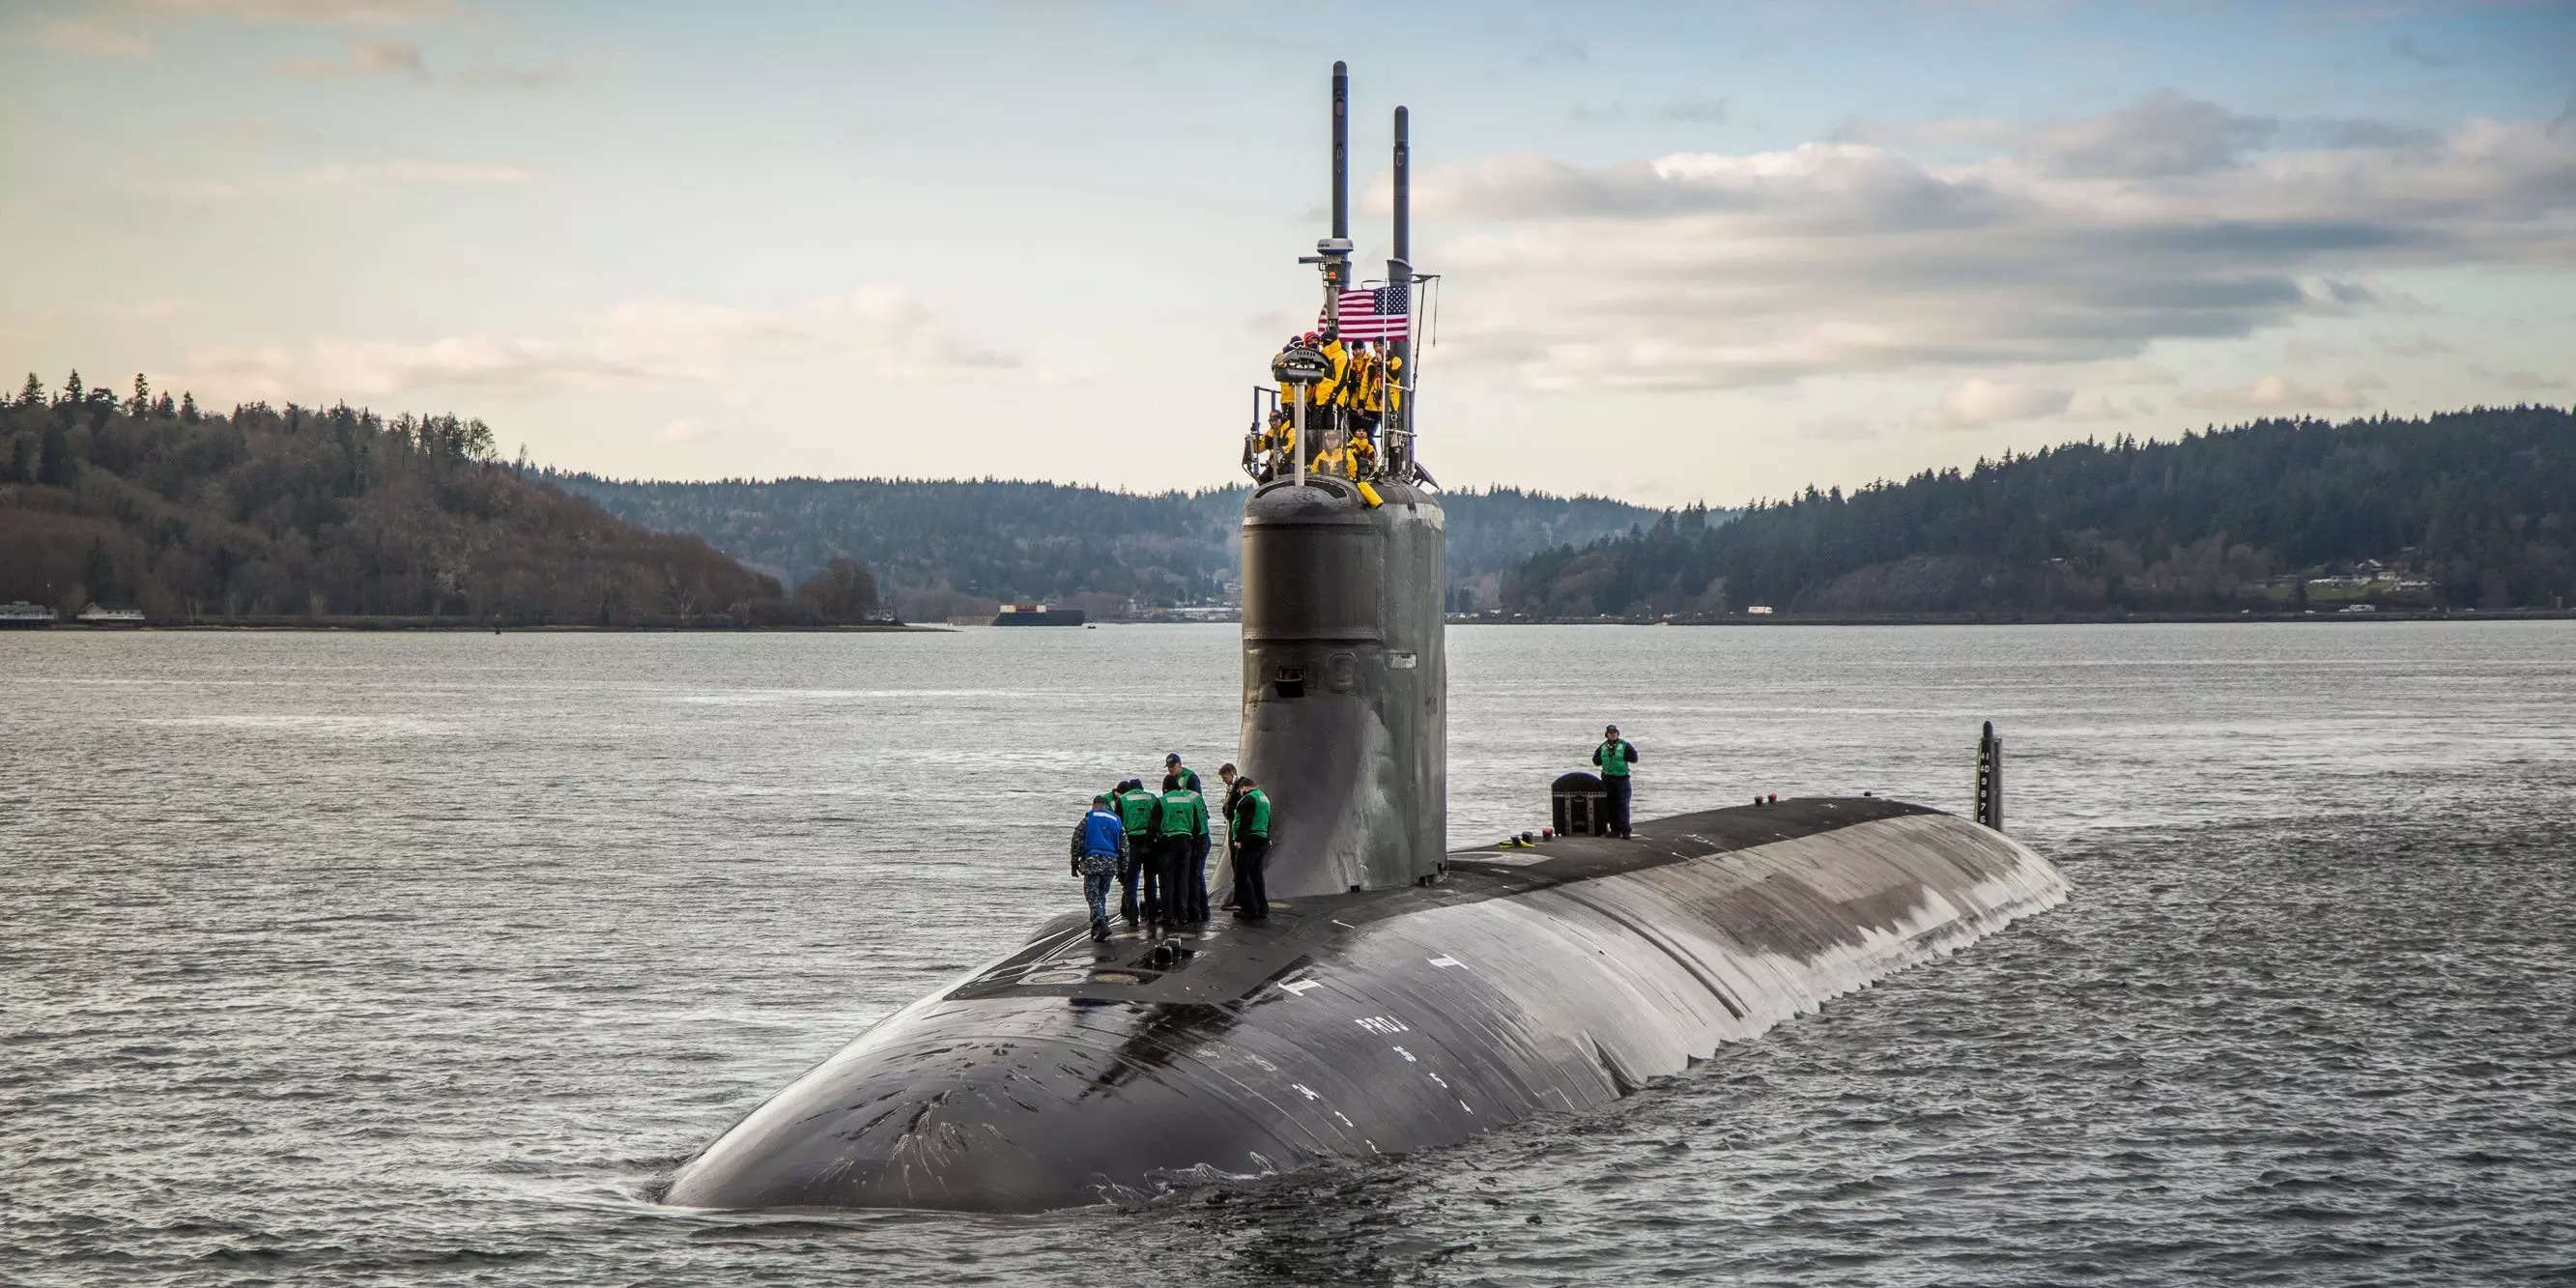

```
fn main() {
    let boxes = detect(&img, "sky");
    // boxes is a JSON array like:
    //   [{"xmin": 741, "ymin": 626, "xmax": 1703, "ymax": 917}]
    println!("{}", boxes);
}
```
[{"xmin": 3, "ymin": 0, "xmax": 2571, "ymax": 507}]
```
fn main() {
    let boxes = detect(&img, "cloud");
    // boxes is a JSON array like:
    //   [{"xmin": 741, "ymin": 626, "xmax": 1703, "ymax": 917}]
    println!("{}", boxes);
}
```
[
  {"xmin": 2018, "ymin": 89, "xmax": 2273, "ymax": 178},
  {"xmin": 271, "ymin": 38, "xmax": 426, "ymax": 79},
  {"xmin": 2064, "ymin": 390, "xmax": 2137, "ymax": 419},
  {"xmin": 2390, "ymin": 35, "xmax": 2450, "ymax": 68},
  {"xmin": 135, "ymin": 0, "xmax": 451, "ymax": 24},
  {"xmin": 186, "ymin": 337, "xmax": 653, "ymax": 400},
  {"xmin": 1401, "ymin": 95, "xmax": 2576, "ymax": 394},
  {"xmin": 1798, "ymin": 416, "xmax": 1879, "ymax": 443},
  {"xmin": 1932, "ymin": 379, "xmax": 2073, "ymax": 428},
  {"xmin": 2469, "ymin": 365, "xmax": 2568, "ymax": 391},
  {"xmin": 1837, "ymin": 97, "xmax": 2437, "ymax": 162},
  {"xmin": 2276, "ymin": 117, "xmax": 2441, "ymax": 149},
  {"xmin": 175, "ymin": 287, "xmax": 1021, "ymax": 403},
  {"xmin": 294, "ymin": 160, "xmax": 530, "ymax": 186},
  {"xmin": 2374, "ymin": 332, "xmax": 2454, "ymax": 356},
  {"xmin": 656, "ymin": 419, "xmax": 716, "ymax": 444},
  {"xmin": 2178, "ymin": 374, "xmax": 2383, "ymax": 413},
  {"xmin": 452, "ymin": 63, "xmax": 564, "ymax": 90},
  {"xmin": 30, "ymin": 19, "xmax": 152, "ymax": 58},
  {"xmin": 95, "ymin": 299, "xmax": 200, "ymax": 322},
  {"xmin": 153, "ymin": 160, "xmax": 537, "ymax": 198}
]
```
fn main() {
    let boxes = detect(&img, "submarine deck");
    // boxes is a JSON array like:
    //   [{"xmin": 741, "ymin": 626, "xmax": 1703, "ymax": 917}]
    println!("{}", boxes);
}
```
[
  {"xmin": 663, "ymin": 795, "xmax": 2063, "ymax": 1211},
  {"xmin": 956, "ymin": 795, "xmax": 1941, "ymax": 1007}
]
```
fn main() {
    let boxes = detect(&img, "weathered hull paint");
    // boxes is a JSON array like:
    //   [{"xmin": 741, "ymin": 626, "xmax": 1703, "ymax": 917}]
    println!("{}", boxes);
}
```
[{"xmin": 663, "ymin": 797, "xmax": 2068, "ymax": 1212}]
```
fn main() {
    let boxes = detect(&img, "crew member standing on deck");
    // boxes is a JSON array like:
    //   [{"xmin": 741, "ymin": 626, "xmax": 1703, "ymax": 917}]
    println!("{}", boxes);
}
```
[
  {"xmin": 1592, "ymin": 725, "xmax": 1640, "ymax": 838},
  {"xmin": 1228, "ymin": 777, "xmax": 1273, "ymax": 919},
  {"xmin": 1216, "ymin": 762, "xmax": 1245, "ymax": 909},
  {"xmin": 1110, "ymin": 778, "xmax": 1159, "ymax": 924},
  {"xmin": 1157, "ymin": 773, "xmax": 1211, "ymax": 924},
  {"xmin": 1164, "ymin": 754, "xmax": 1211, "ymax": 919},
  {"xmin": 1069, "ymin": 795, "xmax": 1127, "ymax": 942}
]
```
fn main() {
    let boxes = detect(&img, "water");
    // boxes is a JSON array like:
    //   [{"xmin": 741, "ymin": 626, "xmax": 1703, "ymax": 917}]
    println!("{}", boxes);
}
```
[{"xmin": 4, "ymin": 622, "xmax": 2572, "ymax": 1285}]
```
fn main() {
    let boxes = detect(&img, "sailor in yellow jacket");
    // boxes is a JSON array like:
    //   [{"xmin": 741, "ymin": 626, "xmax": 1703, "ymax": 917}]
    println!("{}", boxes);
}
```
[
  {"xmin": 1311, "ymin": 334, "xmax": 1352, "ymax": 415},
  {"xmin": 1258, "ymin": 407, "xmax": 1298, "ymax": 478},
  {"xmin": 1353, "ymin": 343, "xmax": 1386, "ymax": 438},
  {"xmin": 1307, "ymin": 424, "xmax": 1375, "ymax": 479}
]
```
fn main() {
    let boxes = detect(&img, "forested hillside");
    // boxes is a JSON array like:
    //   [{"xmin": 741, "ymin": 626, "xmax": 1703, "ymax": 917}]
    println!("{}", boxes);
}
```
[
  {"xmin": 1504, "ymin": 407, "xmax": 2576, "ymax": 617},
  {"xmin": 0, "ymin": 370, "xmax": 803, "ymax": 624},
  {"xmin": 550, "ymin": 473, "xmax": 1670, "ymax": 618}
]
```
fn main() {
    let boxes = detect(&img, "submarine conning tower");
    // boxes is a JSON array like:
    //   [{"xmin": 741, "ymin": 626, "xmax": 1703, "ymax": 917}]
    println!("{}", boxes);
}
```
[
  {"xmin": 1240, "ymin": 477, "xmax": 1445, "ymax": 897},
  {"xmin": 1240, "ymin": 61, "xmax": 1445, "ymax": 899}
]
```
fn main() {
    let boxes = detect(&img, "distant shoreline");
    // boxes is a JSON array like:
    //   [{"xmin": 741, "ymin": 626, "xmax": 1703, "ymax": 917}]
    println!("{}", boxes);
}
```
[
  {"xmin": 1455, "ymin": 609, "xmax": 2575, "ymax": 626},
  {"xmin": 11, "ymin": 611, "xmax": 2568, "ymax": 634},
  {"xmin": 4, "ymin": 619, "xmax": 946, "ymax": 634}
]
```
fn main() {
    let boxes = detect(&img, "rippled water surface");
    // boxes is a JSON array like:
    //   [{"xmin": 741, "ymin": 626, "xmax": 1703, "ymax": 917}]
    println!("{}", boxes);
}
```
[{"xmin": 5, "ymin": 623, "xmax": 2572, "ymax": 1285}]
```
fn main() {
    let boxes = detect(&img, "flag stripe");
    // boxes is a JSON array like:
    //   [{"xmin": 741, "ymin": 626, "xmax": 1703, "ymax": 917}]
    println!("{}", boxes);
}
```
[{"xmin": 1318, "ymin": 284, "xmax": 1411, "ymax": 341}]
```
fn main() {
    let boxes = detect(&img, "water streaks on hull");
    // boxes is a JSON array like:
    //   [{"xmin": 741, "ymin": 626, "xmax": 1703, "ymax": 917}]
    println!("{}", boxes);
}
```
[{"xmin": 663, "ymin": 797, "xmax": 2068, "ymax": 1211}]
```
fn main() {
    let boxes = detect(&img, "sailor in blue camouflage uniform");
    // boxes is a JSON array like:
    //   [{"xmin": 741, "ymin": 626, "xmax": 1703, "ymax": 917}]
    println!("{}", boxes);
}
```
[{"xmin": 1070, "ymin": 794, "xmax": 1129, "ymax": 941}]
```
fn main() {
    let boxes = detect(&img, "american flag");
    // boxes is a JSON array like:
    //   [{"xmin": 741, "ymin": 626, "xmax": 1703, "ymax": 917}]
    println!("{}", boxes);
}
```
[{"xmin": 1319, "ymin": 282, "xmax": 1411, "ymax": 343}]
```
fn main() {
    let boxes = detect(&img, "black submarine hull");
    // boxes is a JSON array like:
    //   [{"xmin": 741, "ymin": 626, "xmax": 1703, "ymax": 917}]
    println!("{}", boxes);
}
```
[{"xmin": 661, "ymin": 796, "xmax": 2067, "ymax": 1212}]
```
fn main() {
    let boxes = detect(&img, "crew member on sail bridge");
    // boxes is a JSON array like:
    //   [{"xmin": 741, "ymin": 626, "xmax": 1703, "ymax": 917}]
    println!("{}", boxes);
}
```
[
  {"xmin": 1312, "ymin": 332, "xmax": 1353, "ymax": 432},
  {"xmin": 1259, "ymin": 408, "xmax": 1298, "ymax": 478},
  {"xmin": 1308, "ymin": 424, "xmax": 1373, "ymax": 479},
  {"xmin": 1353, "ymin": 341, "xmax": 1386, "ymax": 441}
]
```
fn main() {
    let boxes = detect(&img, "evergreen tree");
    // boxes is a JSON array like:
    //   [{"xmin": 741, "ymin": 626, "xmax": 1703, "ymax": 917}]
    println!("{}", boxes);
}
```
[
  {"xmin": 18, "ymin": 373, "xmax": 42, "ymax": 408},
  {"xmin": 82, "ymin": 538, "xmax": 116, "ymax": 606},
  {"xmin": 37, "ymin": 422, "xmax": 77, "ymax": 486}
]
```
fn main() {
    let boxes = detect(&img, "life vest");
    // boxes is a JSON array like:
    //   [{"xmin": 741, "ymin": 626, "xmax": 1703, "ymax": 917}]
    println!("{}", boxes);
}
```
[
  {"xmin": 1158, "ymin": 788, "xmax": 1207, "ymax": 838},
  {"xmin": 1114, "ymin": 788, "xmax": 1159, "ymax": 838},
  {"xmin": 1232, "ymin": 787, "xmax": 1272, "ymax": 839}
]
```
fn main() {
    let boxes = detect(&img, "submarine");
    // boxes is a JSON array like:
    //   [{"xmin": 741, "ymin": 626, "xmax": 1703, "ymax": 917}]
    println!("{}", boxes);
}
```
[{"xmin": 661, "ymin": 64, "xmax": 2069, "ymax": 1214}]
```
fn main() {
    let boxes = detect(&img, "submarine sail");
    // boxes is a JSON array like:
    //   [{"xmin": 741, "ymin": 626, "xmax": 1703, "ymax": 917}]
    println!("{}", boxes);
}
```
[{"xmin": 659, "ymin": 63, "xmax": 2070, "ymax": 1214}]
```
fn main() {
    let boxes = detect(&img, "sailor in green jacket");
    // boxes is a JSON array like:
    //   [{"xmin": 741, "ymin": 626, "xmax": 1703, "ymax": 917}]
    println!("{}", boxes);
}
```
[
  {"xmin": 1157, "ymin": 778, "xmax": 1211, "ymax": 924},
  {"xmin": 1227, "ymin": 778, "xmax": 1273, "ymax": 919},
  {"xmin": 1592, "ymin": 724, "xmax": 1640, "ymax": 838},
  {"xmin": 1110, "ymin": 778, "xmax": 1159, "ymax": 925}
]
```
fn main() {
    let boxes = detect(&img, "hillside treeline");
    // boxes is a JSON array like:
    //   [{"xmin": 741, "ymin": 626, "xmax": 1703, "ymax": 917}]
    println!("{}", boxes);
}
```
[
  {"xmin": 1504, "ymin": 407, "xmax": 2576, "ymax": 616},
  {"xmin": 0, "ymin": 369, "xmax": 834, "ymax": 625},
  {"xmin": 549, "ymin": 473, "xmax": 1671, "ymax": 617}
]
